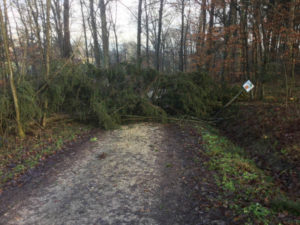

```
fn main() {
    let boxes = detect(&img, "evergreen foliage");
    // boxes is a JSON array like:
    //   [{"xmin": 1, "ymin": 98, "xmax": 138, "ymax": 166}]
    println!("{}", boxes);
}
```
[
  {"xmin": 0, "ymin": 63, "xmax": 227, "ymax": 135},
  {"xmin": 155, "ymin": 72, "xmax": 228, "ymax": 117}
]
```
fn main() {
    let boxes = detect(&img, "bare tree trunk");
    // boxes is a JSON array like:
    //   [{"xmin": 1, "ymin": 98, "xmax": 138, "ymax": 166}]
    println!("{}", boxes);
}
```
[
  {"xmin": 52, "ymin": 0, "xmax": 63, "ymax": 56},
  {"xmin": 89, "ymin": 0, "xmax": 101, "ymax": 67},
  {"xmin": 112, "ymin": 23, "xmax": 119, "ymax": 64},
  {"xmin": 0, "ymin": 2, "xmax": 25, "ymax": 138},
  {"xmin": 288, "ymin": 0, "xmax": 295, "ymax": 97},
  {"xmin": 42, "ymin": 0, "xmax": 51, "ymax": 127},
  {"xmin": 80, "ymin": 0, "xmax": 89, "ymax": 63},
  {"xmin": 144, "ymin": 0, "xmax": 150, "ymax": 67},
  {"xmin": 240, "ymin": 0, "xmax": 249, "ymax": 80},
  {"xmin": 63, "ymin": 0, "xmax": 72, "ymax": 58},
  {"xmin": 206, "ymin": 0, "xmax": 214, "ymax": 71},
  {"xmin": 228, "ymin": 0, "xmax": 237, "ymax": 81},
  {"xmin": 137, "ymin": 0, "xmax": 143, "ymax": 69},
  {"xmin": 155, "ymin": 0, "xmax": 164, "ymax": 71},
  {"xmin": 179, "ymin": 0, "xmax": 185, "ymax": 71},
  {"xmin": 99, "ymin": 0, "xmax": 110, "ymax": 69},
  {"xmin": 183, "ymin": 11, "xmax": 190, "ymax": 71},
  {"xmin": 196, "ymin": 0, "xmax": 206, "ymax": 69}
]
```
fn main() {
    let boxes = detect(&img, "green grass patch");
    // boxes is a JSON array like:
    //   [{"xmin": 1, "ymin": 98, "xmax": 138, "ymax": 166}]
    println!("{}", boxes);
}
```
[{"xmin": 195, "ymin": 124, "xmax": 299, "ymax": 224}]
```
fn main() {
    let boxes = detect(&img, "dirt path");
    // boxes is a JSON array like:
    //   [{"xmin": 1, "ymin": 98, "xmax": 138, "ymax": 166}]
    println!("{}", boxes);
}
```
[{"xmin": 0, "ymin": 123, "xmax": 228, "ymax": 225}]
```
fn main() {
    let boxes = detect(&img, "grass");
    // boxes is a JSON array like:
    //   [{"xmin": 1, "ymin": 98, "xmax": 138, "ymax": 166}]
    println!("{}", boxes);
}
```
[
  {"xmin": 0, "ymin": 121, "xmax": 93, "ymax": 189},
  {"xmin": 194, "ymin": 124, "xmax": 300, "ymax": 224}
]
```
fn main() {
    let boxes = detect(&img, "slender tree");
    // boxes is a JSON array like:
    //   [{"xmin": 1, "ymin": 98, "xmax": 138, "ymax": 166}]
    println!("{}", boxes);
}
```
[
  {"xmin": 41, "ymin": 0, "xmax": 51, "ymax": 127},
  {"xmin": 0, "ymin": 1, "xmax": 25, "ymax": 138},
  {"xmin": 80, "ymin": 0, "xmax": 89, "ymax": 63},
  {"xmin": 179, "ymin": 0, "xmax": 185, "ymax": 71},
  {"xmin": 155, "ymin": 0, "xmax": 164, "ymax": 71},
  {"xmin": 63, "ymin": 0, "xmax": 72, "ymax": 58},
  {"xmin": 99, "ymin": 0, "xmax": 110, "ymax": 69},
  {"xmin": 144, "ymin": 0, "xmax": 150, "ymax": 67},
  {"xmin": 137, "ymin": 0, "xmax": 143, "ymax": 69},
  {"xmin": 89, "ymin": 0, "xmax": 101, "ymax": 67}
]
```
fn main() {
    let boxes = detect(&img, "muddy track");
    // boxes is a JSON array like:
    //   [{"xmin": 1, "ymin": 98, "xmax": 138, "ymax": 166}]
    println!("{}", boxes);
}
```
[{"xmin": 0, "ymin": 123, "xmax": 228, "ymax": 225}]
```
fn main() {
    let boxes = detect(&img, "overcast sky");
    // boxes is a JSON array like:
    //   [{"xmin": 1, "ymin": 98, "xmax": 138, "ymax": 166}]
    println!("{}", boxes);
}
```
[{"xmin": 70, "ymin": 0, "xmax": 138, "ymax": 44}]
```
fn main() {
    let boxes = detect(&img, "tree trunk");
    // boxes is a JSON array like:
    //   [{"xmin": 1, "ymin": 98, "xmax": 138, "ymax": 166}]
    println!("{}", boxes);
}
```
[
  {"xmin": 179, "ymin": 0, "xmax": 184, "ymax": 72},
  {"xmin": 240, "ymin": 0, "xmax": 249, "ymax": 80},
  {"xmin": 99, "ymin": 0, "xmax": 110, "ymax": 69},
  {"xmin": 80, "ymin": 0, "xmax": 89, "ymax": 63},
  {"xmin": 196, "ymin": 0, "xmax": 206, "ymax": 69},
  {"xmin": 206, "ymin": 0, "xmax": 214, "ymax": 71},
  {"xmin": 155, "ymin": 0, "xmax": 164, "ymax": 71},
  {"xmin": 63, "ymin": 0, "xmax": 72, "ymax": 58},
  {"xmin": 42, "ymin": 0, "xmax": 51, "ymax": 127},
  {"xmin": 112, "ymin": 23, "xmax": 119, "ymax": 64},
  {"xmin": 287, "ymin": 0, "xmax": 295, "ymax": 97},
  {"xmin": 52, "ymin": 0, "xmax": 63, "ymax": 56},
  {"xmin": 0, "ymin": 2, "xmax": 25, "ymax": 138},
  {"xmin": 145, "ymin": 0, "xmax": 150, "ymax": 67},
  {"xmin": 89, "ymin": 0, "xmax": 101, "ymax": 67},
  {"xmin": 137, "ymin": 0, "xmax": 143, "ymax": 69}
]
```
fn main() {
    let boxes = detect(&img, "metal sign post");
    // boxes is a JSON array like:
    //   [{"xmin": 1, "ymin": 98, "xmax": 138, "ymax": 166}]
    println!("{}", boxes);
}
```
[
  {"xmin": 224, "ymin": 80, "xmax": 254, "ymax": 109},
  {"xmin": 214, "ymin": 80, "xmax": 255, "ymax": 117}
]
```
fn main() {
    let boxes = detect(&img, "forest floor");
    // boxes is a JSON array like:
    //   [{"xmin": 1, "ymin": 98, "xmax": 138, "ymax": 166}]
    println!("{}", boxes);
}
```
[
  {"xmin": 217, "ymin": 102, "xmax": 300, "ymax": 198},
  {"xmin": 0, "ymin": 122, "xmax": 299, "ymax": 224}
]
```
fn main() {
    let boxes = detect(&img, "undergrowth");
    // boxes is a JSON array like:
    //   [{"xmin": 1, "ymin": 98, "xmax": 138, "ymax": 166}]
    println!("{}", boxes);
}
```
[
  {"xmin": 0, "ymin": 121, "xmax": 93, "ymax": 189},
  {"xmin": 195, "ymin": 124, "xmax": 300, "ymax": 224}
]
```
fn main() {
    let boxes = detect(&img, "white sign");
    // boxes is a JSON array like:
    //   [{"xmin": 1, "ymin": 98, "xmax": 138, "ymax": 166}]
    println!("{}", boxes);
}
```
[{"xmin": 243, "ymin": 80, "xmax": 254, "ymax": 92}]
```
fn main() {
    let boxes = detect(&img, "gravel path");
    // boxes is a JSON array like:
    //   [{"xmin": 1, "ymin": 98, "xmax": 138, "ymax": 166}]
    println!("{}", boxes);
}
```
[{"xmin": 0, "ymin": 123, "xmax": 227, "ymax": 225}]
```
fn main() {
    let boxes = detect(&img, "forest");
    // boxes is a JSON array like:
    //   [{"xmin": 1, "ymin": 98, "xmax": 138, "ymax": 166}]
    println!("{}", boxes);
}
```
[{"xmin": 0, "ymin": 0, "xmax": 299, "ymax": 224}]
